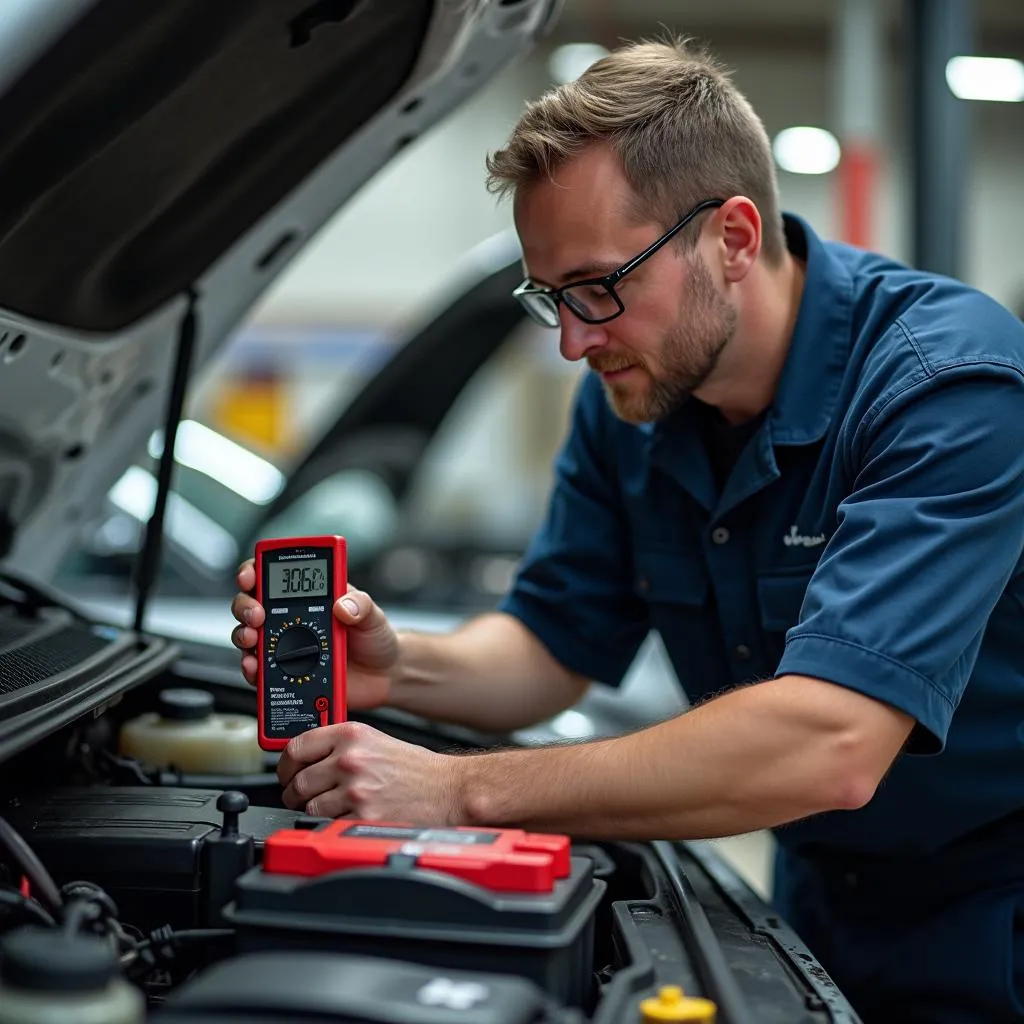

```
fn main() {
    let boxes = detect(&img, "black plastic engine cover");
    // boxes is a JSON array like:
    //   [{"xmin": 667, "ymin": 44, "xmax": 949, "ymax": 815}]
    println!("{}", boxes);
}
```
[
  {"xmin": 159, "ymin": 951, "xmax": 568, "ymax": 1023},
  {"xmin": 2, "ymin": 786, "xmax": 315, "ymax": 931}
]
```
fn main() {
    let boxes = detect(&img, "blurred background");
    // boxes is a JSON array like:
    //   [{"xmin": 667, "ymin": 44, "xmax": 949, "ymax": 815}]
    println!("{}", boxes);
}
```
[
  {"xmin": 62, "ymin": 0, "xmax": 1024, "ymax": 895},
  {"xmin": 195, "ymin": 0, "xmax": 1024, "ymax": 459}
]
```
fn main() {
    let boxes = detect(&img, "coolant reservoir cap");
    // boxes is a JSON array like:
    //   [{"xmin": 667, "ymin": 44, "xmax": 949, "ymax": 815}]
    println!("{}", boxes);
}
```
[
  {"xmin": 158, "ymin": 687, "xmax": 214, "ymax": 721},
  {"xmin": 640, "ymin": 985, "xmax": 717, "ymax": 1022},
  {"xmin": 0, "ymin": 926, "xmax": 118, "ymax": 992}
]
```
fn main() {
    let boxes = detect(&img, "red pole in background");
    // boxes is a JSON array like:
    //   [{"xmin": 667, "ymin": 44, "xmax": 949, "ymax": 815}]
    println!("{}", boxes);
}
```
[
  {"xmin": 838, "ymin": 143, "xmax": 879, "ymax": 249},
  {"xmin": 835, "ymin": 0, "xmax": 883, "ymax": 250}
]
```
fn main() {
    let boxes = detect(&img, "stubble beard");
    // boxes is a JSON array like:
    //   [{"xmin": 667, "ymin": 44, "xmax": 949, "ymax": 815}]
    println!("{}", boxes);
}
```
[{"xmin": 601, "ymin": 256, "xmax": 737, "ymax": 425}]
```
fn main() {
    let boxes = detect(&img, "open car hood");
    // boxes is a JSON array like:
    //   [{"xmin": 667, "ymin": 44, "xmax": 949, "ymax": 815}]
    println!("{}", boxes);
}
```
[{"xmin": 0, "ymin": 0, "xmax": 557, "ymax": 585}]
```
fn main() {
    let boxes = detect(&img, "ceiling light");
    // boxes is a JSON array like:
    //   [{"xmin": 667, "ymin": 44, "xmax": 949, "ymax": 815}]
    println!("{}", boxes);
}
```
[
  {"xmin": 109, "ymin": 466, "xmax": 238, "ymax": 570},
  {"xmin": 548, "ymin": 43, "xmax": 609, "ymax": 85},
  {"xmin": 772, "ymin": 127, "xmax": 841, "ymax": 175},
  {"xmin": 946, "ymin": 56, "xmax": 1024, "ymax": 102},
  {"xmin": 149, "ymin": 420, "xmax": 285, "ymax": 504}
]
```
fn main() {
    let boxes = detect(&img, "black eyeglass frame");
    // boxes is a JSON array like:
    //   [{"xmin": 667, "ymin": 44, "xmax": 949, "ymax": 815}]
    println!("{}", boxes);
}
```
[{"xmin": 512, "ymin": 197, "xmax": 726, "ymax": 328}]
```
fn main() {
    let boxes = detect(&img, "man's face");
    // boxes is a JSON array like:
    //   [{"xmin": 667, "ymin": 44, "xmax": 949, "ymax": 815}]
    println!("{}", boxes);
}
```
[{"xmin": 514, "ymin": 145, "xmax": 737, "ymax": 424}]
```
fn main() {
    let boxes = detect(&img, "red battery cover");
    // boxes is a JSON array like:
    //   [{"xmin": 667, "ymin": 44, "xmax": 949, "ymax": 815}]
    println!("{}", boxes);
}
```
[{"xmin": 262, "ymin": 820, "xmax": 572, "ymax": 894}]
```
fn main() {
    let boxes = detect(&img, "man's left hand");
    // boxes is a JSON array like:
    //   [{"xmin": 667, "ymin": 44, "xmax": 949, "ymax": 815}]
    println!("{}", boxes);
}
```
[{"xmin": 277, "ymin": 721, "xmax": 465, "ymax": 823}]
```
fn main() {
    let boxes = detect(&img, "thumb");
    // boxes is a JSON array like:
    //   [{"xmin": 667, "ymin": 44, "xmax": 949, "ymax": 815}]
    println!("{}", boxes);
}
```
[
  {"xmin": 333, "ymin": 586, "xmax": 375, "ymax": 627},
  {"xmin": 333, "ymin": 586, "xmax": 398, "ymax": 675}
]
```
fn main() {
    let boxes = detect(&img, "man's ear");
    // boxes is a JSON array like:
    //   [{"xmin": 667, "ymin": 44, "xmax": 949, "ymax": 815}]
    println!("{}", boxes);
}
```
[{"xmin": 716, "ymin": 196, "xmax": 762, "ymax": 284}]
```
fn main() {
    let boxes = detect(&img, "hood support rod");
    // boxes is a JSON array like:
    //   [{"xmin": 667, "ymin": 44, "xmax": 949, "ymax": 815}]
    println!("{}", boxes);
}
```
[{"xmin": 132, "ymin": 288, "xmax": 199, "ymax": 634}]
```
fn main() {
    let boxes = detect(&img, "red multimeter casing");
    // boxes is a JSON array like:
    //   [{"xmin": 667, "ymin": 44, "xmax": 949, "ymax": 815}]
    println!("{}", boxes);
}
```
[{"xmin": 255, "ymin": 535, "xmax": 347, "ymax": 751}]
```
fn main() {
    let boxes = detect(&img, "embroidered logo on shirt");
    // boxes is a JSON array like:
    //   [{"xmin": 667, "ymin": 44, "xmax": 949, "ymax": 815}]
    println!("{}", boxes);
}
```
[{"xmin": 783, "ymin": 525, "xmax": 827, "ymax": 548}]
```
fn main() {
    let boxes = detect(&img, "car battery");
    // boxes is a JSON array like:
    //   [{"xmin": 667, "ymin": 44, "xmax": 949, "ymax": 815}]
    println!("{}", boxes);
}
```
[{"xmin": 224, "ymin": 819, "xmax": 606, "ymax": 1008}]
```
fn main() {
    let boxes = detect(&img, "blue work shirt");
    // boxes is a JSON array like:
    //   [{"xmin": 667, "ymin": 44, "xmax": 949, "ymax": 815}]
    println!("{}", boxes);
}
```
[{"xmin": 500, "ymin": 213, "xmax": 1024, "ymax": 861}]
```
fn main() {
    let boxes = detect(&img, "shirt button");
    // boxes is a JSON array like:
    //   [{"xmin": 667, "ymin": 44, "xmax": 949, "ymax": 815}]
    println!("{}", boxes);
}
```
[
  {"xmin": 711, "ymin": 527, "xmax": 730, "ymax": 545},
  {"xmin": 735, "ymin": 644, "xmax": 751, "ymax": 660},
  {"xmin": 637, "ymin": 576, "xmax": 650, "ymax": 592}
]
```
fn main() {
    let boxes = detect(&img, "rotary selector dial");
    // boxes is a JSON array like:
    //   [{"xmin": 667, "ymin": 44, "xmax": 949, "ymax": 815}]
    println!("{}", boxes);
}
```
[{"xmin": 267, "ymin": 618, "xmax": 329, "ymax": 683}]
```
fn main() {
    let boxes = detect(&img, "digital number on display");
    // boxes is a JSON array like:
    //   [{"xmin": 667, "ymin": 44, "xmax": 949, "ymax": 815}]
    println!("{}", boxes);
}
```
[{"xmin": 269, "ymin": 559, "xmax": 329, "ymax": 599}]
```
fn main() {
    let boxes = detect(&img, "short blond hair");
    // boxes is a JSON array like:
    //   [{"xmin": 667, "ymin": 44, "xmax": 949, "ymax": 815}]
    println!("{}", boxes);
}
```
[{"xmin": 486, "ymin": 36, "xmax": 785, "ymax": 265}]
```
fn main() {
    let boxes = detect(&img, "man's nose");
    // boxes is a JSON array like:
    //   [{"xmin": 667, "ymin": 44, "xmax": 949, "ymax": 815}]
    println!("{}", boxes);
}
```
[{"xmin": 558, "ymin": 307, "xmax": 607, "ymax": 362}]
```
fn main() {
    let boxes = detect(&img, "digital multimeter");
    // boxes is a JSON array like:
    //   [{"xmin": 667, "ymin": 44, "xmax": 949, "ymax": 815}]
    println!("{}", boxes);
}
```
[{"xmin": 255, "ymin": 535, "xmax": 347, "ymax": 751}]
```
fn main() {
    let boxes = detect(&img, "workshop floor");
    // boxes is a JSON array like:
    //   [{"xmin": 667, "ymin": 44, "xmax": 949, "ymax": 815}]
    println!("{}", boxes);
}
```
[{"xmin": 708, "ymin": 831, "xmax": 774, "ymax": 899}]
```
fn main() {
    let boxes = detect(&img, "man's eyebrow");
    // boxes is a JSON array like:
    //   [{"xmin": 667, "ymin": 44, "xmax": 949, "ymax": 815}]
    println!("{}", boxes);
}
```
[
  {"xmin": 556, "ymin": 261, "xmax": 620, "ymax": 284},
  {"xmin": 523, "ymin": 259, "xmax": 623, "ymax": 289}
]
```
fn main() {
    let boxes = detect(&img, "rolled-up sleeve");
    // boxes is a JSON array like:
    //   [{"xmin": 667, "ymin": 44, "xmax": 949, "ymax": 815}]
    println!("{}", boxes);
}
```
[
  {"xmin": 776, "ymin": 369, "xmax": 1024, "ymax": 752},
  {"xmin": 498, "ymin": 373, "xmax": 650, "ymax": 685}
]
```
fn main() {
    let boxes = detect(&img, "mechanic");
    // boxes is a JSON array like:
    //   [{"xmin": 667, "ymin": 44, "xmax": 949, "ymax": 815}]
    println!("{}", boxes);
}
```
[{"xmin": 231, "ymin": 37, "xmax": 1024, "ymax": 1022}]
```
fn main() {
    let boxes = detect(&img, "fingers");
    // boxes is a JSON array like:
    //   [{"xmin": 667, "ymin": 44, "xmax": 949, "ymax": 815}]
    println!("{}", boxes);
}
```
[
  {"xmin": 277, "ymin": 722, "xmax": 356, "ymax": 787},
  {"xmin": 305, "ymin": 790, "xmax": 353, "ymax": 819},
  {"xmin": 236, "ymin": 559, "xmax": 256, "ymax": 593},
  {"xmin": 231, "ymin": 623, "xmax": 259, "ymax": 651},
  {"xmin": 233, "ymin": 559, "xmax": 261, "ymax": 687},
  {"xmin": 231, "ymin": 593, "xmax": 264, "ymax": 629},
  {"xmin": 240, "ymin": 654, "xmax": 258, "ymax": 686},
  {"xmin": 281, "ymin": 758, "xmax": 345, "ymax": 812},
  {"xmin": 232, "ymin": 622, "xmax": 260, "ymax": 687}
]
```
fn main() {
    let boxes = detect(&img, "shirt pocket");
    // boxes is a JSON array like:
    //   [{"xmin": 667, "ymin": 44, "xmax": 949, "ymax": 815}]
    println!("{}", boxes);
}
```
[
  {"xmin": 633, "ymin": 546, "xmax": 709, "ymax": 607},
  {"xmin": 757, "ymin": 569, "xmax": 815, "ymax": 668},
  {"xmin": 633, "ymin": 547, "xmax": 721, "ymax": 695}
]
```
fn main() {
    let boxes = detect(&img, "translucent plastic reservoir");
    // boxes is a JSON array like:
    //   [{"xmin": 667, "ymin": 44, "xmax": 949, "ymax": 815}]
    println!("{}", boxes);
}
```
[{"xmin": 119, "ymin": 687, "xmax": 262, "ymax": 775}]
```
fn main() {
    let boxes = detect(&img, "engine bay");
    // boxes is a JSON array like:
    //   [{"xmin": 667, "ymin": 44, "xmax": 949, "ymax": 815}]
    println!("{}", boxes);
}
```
[{"xmin": 0, "ymin": 602, "xmax": 852, "ymax": 1023}]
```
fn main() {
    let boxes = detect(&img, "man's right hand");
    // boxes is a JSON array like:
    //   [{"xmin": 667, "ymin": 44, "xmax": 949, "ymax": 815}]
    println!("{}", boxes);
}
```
[{"xmin": 230, "ymin": 559, "xmax": 397, "ymax": 710}]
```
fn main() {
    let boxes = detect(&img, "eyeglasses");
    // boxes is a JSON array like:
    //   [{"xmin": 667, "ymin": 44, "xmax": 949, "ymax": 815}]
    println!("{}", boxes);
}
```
[{"xmin": 512, "ymin": 198, "xmax": 725, "ymax": 328}]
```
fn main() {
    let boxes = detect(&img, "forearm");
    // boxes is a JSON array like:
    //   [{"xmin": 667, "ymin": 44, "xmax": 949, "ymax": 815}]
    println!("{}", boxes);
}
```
[
  {"xmin": 389, "ymin": 612, "xmax": 590, "ymax": 733},
  {"xmin": 456, "ymin": 675, "xmax": 906, "ymax": 839}
]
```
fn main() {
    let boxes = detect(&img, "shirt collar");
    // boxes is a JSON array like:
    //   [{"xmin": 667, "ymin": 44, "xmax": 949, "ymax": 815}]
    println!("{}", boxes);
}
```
[
  {"xmin": 767, "ymin": 213, "xmax": 854, "ymax": 445},
  {"xmin": 646, "ymin": 214, "xmax": 853, "ymax": 449},
  {"xmin": 641, "ymin": 213, "xmax": 853, "ymax": 499}
]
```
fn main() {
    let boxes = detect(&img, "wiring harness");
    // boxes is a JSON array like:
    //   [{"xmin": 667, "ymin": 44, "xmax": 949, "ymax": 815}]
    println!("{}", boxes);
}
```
[{"xmin": 0, "ymin": 814, "xmax": 234, "ymax": 983}]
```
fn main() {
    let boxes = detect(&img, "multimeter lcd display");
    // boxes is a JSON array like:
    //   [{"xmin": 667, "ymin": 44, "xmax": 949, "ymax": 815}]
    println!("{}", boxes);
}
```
[{"xmin": 268, "ymin": 559, "xmax": 329, "ymax": 599}]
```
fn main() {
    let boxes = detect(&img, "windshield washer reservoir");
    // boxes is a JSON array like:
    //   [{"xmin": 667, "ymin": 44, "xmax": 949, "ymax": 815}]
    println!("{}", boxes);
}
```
[{"xmin": 118, "ymin": 687, "xmax": 261, "ymax": 775}]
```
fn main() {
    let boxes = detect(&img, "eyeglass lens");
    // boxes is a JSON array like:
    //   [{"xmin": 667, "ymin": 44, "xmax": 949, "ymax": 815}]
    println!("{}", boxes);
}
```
[
  {"xmin": 519, "ymin": 291, "xmax": 560, "ymax": 327},
  {"xmin": 561, "ymin": 283, "xmax": 618, "ymax": 322}
]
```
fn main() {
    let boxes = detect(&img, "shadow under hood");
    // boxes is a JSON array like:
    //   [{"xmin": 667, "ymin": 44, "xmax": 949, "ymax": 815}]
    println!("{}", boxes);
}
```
[{"xmin": 0, "ymin": 0, "xmax": 434, "ymax": 332}]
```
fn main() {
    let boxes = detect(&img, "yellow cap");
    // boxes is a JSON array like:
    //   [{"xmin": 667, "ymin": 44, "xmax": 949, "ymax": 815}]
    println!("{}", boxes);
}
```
[{"xmin": 639, "ymin": 985, "xmax": 717, "ymax": 1022}]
